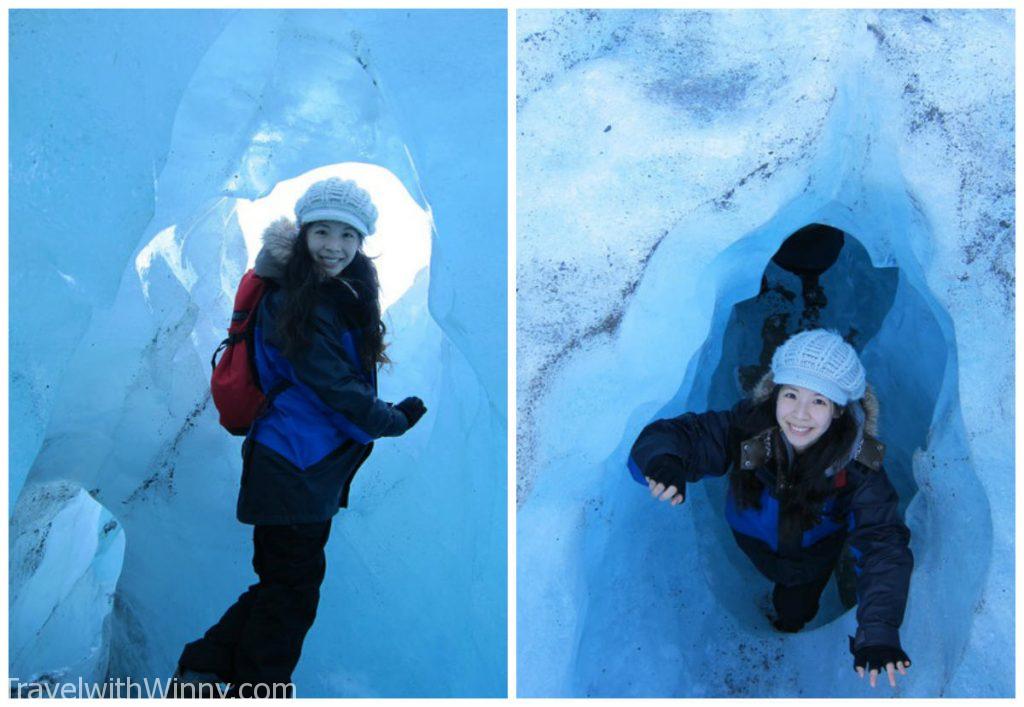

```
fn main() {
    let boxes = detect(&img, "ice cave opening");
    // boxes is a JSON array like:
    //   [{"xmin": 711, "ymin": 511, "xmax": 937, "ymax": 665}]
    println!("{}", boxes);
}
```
[
  {"xmin": 11, "ymin": 159, "xmax": 435, "ymax": 691},
  {"xmin": 234, "ymin": 162, "xmax": 432, "ymax": 313},
  {"xmin": 674, "ymin": 223, "xmax": 932, "ymax": 631},
  {"xmin": 519, "ymin": 9, "xmax": 1009, "ymax": 697},
  {"xmin": 11, "ymin": 9, "xmax": 507, "ymax": 697},
  {"xmin": 565, "ymin": 203, "xmax": 988, "ymax": 696}
]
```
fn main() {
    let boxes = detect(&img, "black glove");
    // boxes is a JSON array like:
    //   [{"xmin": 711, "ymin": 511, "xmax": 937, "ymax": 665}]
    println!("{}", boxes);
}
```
[
  {"xmin": 645, "ymin": 455, "xmax": 687, "ymax": 498},
  {"xmin": 849, "ymin": 636, "xmax": 912, "ymax": 673},
  {"xmin": 395, "ymin": 396, "xmax": 427, "ymax": 429}
]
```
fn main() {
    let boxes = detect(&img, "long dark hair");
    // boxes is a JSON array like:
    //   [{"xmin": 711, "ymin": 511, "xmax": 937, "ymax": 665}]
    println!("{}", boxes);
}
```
[
  {"xmin": 275, "ymin": 222, "xmax": 388, "ymax": 370},
  {"xmin": 728, "ymin": 385, "xmax": 860, "ymax": 530}
]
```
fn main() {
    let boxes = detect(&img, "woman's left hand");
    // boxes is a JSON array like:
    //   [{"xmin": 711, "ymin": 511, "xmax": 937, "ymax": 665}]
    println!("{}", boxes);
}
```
[
  {"xmin": 857, "ymin": 660, "xmax": 910, "ymax": 688},
  {"xmin": 395, "ymin": 396, "xmax": 427, "ymax": 428},
  {"xmin": 646, "ymin": 477, "xmax": 684, "ymax": 505},
  {"xmin": 852, "ymin": 644, "xmax": 911, "ymax": 688}
]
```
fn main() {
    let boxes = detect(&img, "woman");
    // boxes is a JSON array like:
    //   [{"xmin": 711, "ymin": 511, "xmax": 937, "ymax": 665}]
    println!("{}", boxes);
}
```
[
  {"xmin": 628, "ymin": 329, "xmax": 912, "ymax": 689},
  {"xmin": 173, "ymin": 177, "xmax": 427, "ymax": 698}
]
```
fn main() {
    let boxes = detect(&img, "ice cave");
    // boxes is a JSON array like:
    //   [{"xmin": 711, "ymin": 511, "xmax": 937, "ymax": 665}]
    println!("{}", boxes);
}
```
[
  {"xmin": 516, "ymin": 9, "xmax": 1012, "ymax": 698},
  {"xmin": 10, "ymin": 9, "xmax": 506, "ymax": 698}
]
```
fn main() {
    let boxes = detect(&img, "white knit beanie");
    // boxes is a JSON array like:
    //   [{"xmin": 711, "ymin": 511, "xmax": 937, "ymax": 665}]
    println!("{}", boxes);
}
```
[
  {"xmin": 770, "ymin": 329, "xmax": 866, "ymax": 405},
  {"xmin": 294, "ymin": 177, "xmax": 378, "ymax": 236}
]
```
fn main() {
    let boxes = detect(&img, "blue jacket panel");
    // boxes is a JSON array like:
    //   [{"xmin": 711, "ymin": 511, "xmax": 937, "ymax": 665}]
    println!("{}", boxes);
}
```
[
  {"xmin": 724, "ymin": 484, "xmax": 779, "ymax": 552},
  {"xmin": 251, "ymin": 289, "xmax": 405, "ymax": 465},
  {"xmin": 629, "ymin": 404, "xmax": 912, "ymax": 651},
  {"xmin": 252, "ymin": 316, "xmax": 374, "ymax": 469},
  {"xmin": 236, "ymin": 282, "xmax": 407, "ymax": 526}
]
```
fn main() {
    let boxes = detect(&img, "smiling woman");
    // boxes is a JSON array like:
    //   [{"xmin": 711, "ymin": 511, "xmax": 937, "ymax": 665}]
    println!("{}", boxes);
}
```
[
  {"xmin": 175, "ymin": 176, "xmax": 427, "ymax": 697},
  {"xmin": 630, "ymin": 329, "xmax": 913, "ymax": 687},
  {"xmin": 10, "ymin": 7, "xmax": 506, "ymax": 698}
]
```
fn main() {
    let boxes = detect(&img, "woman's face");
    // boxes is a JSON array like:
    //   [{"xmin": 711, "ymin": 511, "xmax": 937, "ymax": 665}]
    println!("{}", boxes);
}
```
[
  {"xmin": 306, "ymin": 220, "xmax": 362, "ymax": 277},
  {"xmin": 775, "ymin": 384, "xmax": 838, "ymax": 453}
]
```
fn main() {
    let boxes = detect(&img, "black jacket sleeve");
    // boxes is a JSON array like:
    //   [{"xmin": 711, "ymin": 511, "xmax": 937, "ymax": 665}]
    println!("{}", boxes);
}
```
[
  {"xmin": 266, "ymin": 298, "xmax": 408, "ymax": 440},
  {"xmin": 847, "ymin": 463, "xmax": 913, "ymax": 651},
  {"xmin": 628, "ymin": 404, "xmax": 741, "ymax": 486}
]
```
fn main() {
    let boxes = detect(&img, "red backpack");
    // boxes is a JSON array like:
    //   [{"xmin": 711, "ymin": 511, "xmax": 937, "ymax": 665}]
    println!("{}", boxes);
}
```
[{"xmin": 210, "ymin": 269, "xmax": 289, "ymax": 435}]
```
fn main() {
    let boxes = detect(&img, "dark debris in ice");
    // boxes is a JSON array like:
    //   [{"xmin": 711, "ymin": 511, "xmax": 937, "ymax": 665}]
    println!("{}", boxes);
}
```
[
  {"xmin": 518, "ymin": 228, "xmax": 672, "ymax": 504},
  {"xmin": 645, "ymin": 63, "xmax": 758, "ymax": 121},
  {"xmin": 908, "ymin": 103, "xmax": 949, "ymax": 134},
  {"xmin": 866, "ymin": 23, "xmax": 887, "ymax": 46},
  {"xmin": 18, "ymin": 521, "xmax": 54, "ymax": 579},
  {"xmin": 713, "ymin": 162, "xmax": 773, "ymax": 211},
  {"xmin": 720, "ymin": 639, "xmax": 788, "ymax": 696},
  {"xmin": 124, "ymin": 393, "xmax": 211, "ymax": 504},
  {"xmin": 517, "ymin": 11, "xmax": 634, "ymax": 112},
  {"xmin": 12, "ymin": 482, "xmax": 80, "ymax": 579},
  {"xmin": 123, "ymin": 467, "xmax": 174, "ymax": 505}
]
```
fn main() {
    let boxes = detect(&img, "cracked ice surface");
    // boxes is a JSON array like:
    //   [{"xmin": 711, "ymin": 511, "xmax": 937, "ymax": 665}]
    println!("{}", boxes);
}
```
[
  {"xmin": 517, "ymin": 9, "xmax": 1012, "ymax": 697},
  {"xmin": 10, "ymin": 9, "xmax": 506, "ymax": 697}
]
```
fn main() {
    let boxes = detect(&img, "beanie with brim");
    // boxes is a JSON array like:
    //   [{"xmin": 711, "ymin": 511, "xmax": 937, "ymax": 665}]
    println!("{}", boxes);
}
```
[
  {"xmin": 295, "ymin": 177, "xmax": 378, "ymax": 236},
  {"xmin": 770, "ymin": 329, "xmax": 866, "ymax": 405},
  {"xmin": 299, "ymin": 208, "xmax": 371, "ymax": 236}
]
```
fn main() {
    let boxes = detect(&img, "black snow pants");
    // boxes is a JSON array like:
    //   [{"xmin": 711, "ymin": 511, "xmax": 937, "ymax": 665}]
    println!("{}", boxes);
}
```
[
  {"xmin": 772, "ymin": 568, "xmax": 833, "ymax": 632},
  {"xmin": 177, "ymin": 520, "xmax": 332, "ymax": 697}
]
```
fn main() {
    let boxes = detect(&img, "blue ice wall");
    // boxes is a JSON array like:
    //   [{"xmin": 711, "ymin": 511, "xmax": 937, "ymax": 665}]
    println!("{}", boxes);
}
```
[
  {"xmin": 10, "ymin": 9, "xmax": 505, "ymax": 697},
  {"xmin": 9, "ymin": 9, "xmax": 231, "ymax": 509},
  {"xmin": 517, "ymin": 9, "xmax": 1012, "ymax": 698}
]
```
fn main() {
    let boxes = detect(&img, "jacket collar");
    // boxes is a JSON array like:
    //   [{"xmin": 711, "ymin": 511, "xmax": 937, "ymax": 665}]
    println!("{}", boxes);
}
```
[
  {"xmin": 738, "ymin": 427, "xmax": 885, "ymax": 475},
  {"xmin": 254, "ymin": 217, "xmax": 298, "ymax": 281}
]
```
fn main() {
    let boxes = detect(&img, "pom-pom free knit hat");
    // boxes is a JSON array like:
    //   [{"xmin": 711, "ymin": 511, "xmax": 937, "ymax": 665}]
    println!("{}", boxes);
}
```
[
  {"xmin": 294, "ymin": 177, "xmax": 378, "ymax": 236},
  {"xmin": 770, "ymin": 329, "xmax": 866, "ymax": 405}
]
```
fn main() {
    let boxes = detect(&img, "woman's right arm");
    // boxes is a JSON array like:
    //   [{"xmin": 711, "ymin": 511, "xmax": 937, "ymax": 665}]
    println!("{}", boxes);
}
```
[
  {"xmin": 269, "ymin": 305, "xmax": 410, "ymax": 440},
  {"xmin": 628, "ymin": 404, "xmax": 742, "ymax": 490}
]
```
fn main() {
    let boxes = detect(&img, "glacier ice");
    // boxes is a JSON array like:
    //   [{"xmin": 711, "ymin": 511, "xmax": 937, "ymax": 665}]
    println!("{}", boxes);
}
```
[
  {"xmin": 10, "ymin": 483, "xmax": 126, "ymax": 686},
  {"xmin": 517, "ymin": 9, "xmax": 1012, "ymax": 698},
  {"xmin": 10, "ymin": 9, "xmax": 506, "ymax": 697}
]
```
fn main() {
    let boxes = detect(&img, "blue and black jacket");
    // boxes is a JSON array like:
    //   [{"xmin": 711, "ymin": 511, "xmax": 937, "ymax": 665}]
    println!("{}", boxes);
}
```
[
  {"xmin": 236, "ymin": 220, "xmax": 408, "ymax": 525},
  {"xmin": 627, "ymin": 389, "xmax": 912, "ymax": 652}
]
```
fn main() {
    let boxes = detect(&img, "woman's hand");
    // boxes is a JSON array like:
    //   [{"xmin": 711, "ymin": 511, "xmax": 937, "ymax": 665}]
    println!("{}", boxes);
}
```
[
  {"xmin": 643, "ymin": 455, "xmax": 686, "ymax": 505},
  {"xmin": 395, "ymin": 396, "xmax": 427, "ymax": 429},
  {"xmin": 645, "ymin": 477, "xmax": 684, "ymax": 505},
  {"xmin": 852, "ymin": 644, "xmax": 911, "ymax": 688}
]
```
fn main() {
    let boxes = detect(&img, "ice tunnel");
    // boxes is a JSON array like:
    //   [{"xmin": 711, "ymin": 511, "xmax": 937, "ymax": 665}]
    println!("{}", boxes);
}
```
[
  {"xmin": 683, "ymin": 224, "xmax": 919, "ymax": 632},
  {"xmin": 565, "ymin": 200, "xmax": 988, "ymax": 699},
  {"xmin": 11, "ymin": 10, "xmax": 506, "ymax": 697},
  {"xmin": 516, "ymin": 9, "xmax": 1011, "ymax": 699},
  {"xmin": 522, "ymin": 204, "xmax": 994, "ymax": 698}
]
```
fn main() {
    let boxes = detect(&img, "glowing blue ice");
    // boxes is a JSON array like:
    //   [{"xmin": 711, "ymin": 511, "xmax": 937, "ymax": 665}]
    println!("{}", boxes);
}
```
[
  {"xmin": 10, "ymin": 9, "xmax": 506, "ymax": 697},
  {"xmin": 517, "ymin": 9, "xmax": 1012, "ymax": 698}
]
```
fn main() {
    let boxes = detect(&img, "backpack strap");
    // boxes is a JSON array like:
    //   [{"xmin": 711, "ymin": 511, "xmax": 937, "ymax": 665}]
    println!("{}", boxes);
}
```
[
  {"xmin": 209, "ymin": 332, "xmax": 254, "ymax": 372},
  {"xmin": 264, "ymin": 379, "xmax": 292, "ymax": 405},
  {"xmin": 249, "ymin": 378, "xmax": 293, "ymax": 426},
  {"xmin": 210, "ymin": 338, "xmax": 229, "ymax": 372}
]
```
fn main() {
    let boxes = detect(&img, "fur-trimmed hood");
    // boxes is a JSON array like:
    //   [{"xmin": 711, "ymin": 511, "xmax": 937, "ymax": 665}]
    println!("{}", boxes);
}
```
[
  {"xmin": 253, "ymin": 217, "xmax": 362, "ymax": 296},
  {"xmin": 741, "ymin": 370, "xmax": 884, "ymax": 475},
  {"xmin": 252, "ymin": 216, "xmax": 370, "ymax": 323},
  {"xmin": 253, "ymin": 217, "xmax": 300, "ymax": 281}
]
